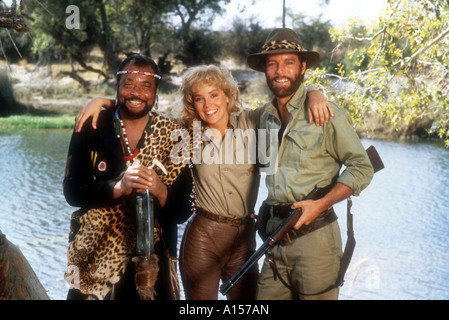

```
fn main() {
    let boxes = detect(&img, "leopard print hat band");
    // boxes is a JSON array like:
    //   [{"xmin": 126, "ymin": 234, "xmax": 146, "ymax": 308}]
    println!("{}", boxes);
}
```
[
  {"xmin": 261, "ymin": 39, "xmax": 305, "ymax": 54},
  {"xmin": 247, "ymin": 28, "xmax": 320, "ymax": 72}
]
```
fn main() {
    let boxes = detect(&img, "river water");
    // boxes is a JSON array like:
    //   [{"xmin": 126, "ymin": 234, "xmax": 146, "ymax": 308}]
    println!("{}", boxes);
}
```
[{"xmin": 0, "ymin": 130, "xmax": 448, "ymax": 300}]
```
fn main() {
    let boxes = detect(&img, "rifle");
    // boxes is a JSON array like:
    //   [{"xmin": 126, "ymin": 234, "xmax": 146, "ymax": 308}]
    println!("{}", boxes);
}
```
[{"xmin": 219, "ymin": 145, "xmax": 384, "ymax": 296}]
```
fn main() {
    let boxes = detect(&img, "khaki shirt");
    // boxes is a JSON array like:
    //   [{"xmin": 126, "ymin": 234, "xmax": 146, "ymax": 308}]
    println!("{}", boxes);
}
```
[
  {"xmin": 193, "ymin": 108, "xmax": 264, "ymax": 218},
  {"xmin": 261, "ymin": 84, "xmax": 374, "ymax": 205}
]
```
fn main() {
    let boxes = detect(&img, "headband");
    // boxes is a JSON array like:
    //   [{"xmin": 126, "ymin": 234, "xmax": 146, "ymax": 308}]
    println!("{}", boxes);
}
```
[{"xmin": 116, "ymin": 70, "xmax": 161, "ymax": 80}]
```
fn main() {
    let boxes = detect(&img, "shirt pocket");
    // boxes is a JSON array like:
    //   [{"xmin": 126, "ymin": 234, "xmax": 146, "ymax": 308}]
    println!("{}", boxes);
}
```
[{"xmin": 282, "ymin": 129, "xmax": 323, "ymax": 170}]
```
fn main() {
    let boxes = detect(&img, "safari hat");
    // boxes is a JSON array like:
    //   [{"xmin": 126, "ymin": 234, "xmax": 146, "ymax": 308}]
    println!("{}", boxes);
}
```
[{"xmin": 247, "ymin": 28, "xmax": 320, "ymax": 72}]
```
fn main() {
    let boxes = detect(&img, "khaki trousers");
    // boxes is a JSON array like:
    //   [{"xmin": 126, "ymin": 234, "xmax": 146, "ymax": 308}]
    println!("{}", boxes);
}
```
[{"xmin": 256, "ymin": 220, "xmax": 343, "ymax": 300}]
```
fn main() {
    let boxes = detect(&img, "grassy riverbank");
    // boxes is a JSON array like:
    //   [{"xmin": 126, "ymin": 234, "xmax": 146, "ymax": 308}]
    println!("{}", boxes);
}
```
[{"xmin": 0, "ymin": 114, "xmax": 75, "ymax": 130}]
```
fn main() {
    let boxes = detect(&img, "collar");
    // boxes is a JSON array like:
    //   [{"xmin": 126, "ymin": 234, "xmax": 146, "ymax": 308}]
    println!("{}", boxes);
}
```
[
  {"xmin": 228, "ymin": 113, "xmax": 239, "ymax": 130},
  {"xmin": 265, "ymin": 84, "xmax": 307, "ymax": 120}
]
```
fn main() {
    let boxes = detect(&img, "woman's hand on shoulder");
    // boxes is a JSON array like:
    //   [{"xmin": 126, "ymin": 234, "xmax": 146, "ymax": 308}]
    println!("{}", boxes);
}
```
[
  {"xmin": 75, "ymin": 97, "xmax": 115, "ymax": 132},
  {"xmin": 306, "ymin": 90, "xmax": 334, "ymax": 126}
]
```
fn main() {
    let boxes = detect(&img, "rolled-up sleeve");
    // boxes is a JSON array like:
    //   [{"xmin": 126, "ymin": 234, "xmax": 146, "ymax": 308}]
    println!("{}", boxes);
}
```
[{"xmin": 325, "ymin": 103, "xmax": 374, "ymax": 196}]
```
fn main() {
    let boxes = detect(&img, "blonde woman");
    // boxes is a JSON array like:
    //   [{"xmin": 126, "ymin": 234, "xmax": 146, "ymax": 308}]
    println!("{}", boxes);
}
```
[{"xmin": 178, "ymin": 65, "xmax": 263, "ymax": 300}]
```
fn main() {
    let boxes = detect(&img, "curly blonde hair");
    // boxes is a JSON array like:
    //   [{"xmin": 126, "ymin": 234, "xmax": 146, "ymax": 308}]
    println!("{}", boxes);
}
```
[{"xmin": 180, "ymin": 65, "xmax": 242, "ymax": 131}]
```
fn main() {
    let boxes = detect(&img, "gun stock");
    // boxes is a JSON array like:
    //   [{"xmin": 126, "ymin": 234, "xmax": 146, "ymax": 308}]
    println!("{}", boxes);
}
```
[{"xmin": 366, "ymin": 145, "xmax": 384, "ymax": 173}]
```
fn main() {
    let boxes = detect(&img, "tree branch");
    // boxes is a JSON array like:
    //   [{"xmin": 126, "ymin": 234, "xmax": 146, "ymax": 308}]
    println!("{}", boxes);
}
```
[
  {"xmin": 343, "ymin": 25, "xmax": 387, "ymax": 42},
  {"xmin": 399, "ymin": 26, "xmax": 449, "ymax": 68},
  {"xmin": 0, "ymin": 16, "xmax": 29, "ymax": 32}
]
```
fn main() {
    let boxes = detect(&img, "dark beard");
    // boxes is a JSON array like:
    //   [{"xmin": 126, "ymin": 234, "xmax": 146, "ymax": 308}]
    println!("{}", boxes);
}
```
[{"xmin": 266, "ymin": 73, "xmax": 304, "ymax": 99}]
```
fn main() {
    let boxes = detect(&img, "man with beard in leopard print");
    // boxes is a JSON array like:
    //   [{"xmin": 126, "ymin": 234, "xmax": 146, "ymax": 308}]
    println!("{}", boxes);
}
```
[{"xmin": 63, "ymin": 53, "xmax": 190, "ymax": 300}]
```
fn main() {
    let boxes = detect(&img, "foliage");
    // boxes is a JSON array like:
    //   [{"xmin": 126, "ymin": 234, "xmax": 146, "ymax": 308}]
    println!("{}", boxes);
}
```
[
  {"xmin": 306, "ymin": 0, "xmax": 449, "ymax": 146},
  {"xmin": 288, "ymin": 13, "xmax": 336, "ymax": 69},
  {"xmin": 221, "ymin": 17, "xmax": 270, "ymax": 65},
  {"xmin": 6, "ymin": 0, "xmax": 230, "ymax": 89},
  {"xmin": 106, "ymin": 0, "xmax": 174, "ymax": 57},
  {"xmin": 175, "ymin": 28, "xmax": 223, "ymax": 66}
]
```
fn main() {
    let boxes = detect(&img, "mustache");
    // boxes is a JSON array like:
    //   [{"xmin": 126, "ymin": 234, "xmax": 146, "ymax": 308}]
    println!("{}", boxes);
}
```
[
  {"xmin": 125, "ymin": 97, "xmax": 145, "ymax": 102},
  {"xmin": 270, "ymin": 76, "xmax": 293, "ymax": 82}
]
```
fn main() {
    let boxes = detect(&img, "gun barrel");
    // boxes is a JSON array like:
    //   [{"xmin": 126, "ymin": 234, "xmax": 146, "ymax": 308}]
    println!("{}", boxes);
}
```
[
  {"xmin": 220, "ymin": 241, "xmax": 271, "ymax": 295},
  {"xmin": 219, "ymin": 209, "xmax": 302, "ymax": 295}
]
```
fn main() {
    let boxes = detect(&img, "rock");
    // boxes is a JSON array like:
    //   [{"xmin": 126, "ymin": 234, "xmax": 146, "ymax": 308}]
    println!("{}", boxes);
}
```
[{"xmin": 0, "ymin": 230, "xmax": 50, "ymax": 300}]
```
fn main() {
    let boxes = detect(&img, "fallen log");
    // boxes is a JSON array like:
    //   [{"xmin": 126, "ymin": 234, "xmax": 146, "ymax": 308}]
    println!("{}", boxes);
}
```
[{"xmin": 0, "ymin": 230, "xmax": 50, "ymax": 300}]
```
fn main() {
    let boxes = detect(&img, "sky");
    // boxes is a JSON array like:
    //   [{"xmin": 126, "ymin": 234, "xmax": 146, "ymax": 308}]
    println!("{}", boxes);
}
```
[{"xmin": 213, "ymin": 0, "xmax": 388, "ymax": 30}]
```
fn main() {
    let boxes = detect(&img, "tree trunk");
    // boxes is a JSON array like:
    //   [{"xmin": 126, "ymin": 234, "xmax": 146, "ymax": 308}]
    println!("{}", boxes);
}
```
[
  {"xmin": 282, "ymin": 0, "xmax": 286, "ymax": 28},
  {"xmin": 96, "ymin": 1, "xmax": 121, "ymax": 72},
  {"xmin": 0, "ymin": 230, "xmax": 50, "ymax": 300}
]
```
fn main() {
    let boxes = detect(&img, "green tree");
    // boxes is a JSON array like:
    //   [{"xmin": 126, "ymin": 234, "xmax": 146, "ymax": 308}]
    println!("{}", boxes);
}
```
[
  {"xmin": 23, "ymin": 0, "xmax": 232, "ymax": 86},
  {"xmin": 170, "ymin": 0, "xmax": 230, "ymax": 66},
  {"xmin": 107, "ymin": 0, "xmax": 174, "ymax": 57},
  {"xmin": 222, "ymin": 17, "xmax": 269, "ymax": 65},
  {"xmin": 307, "ymin": 0, "xmax": 449, "ymax": 146},
  {"xmin": 171, "ymin": 0, "xmax": 229, "ymax": 41},
  {"xmin": 26, "ymin": 0, "xmax": 119, "ymax": 91},
  {"xmin": 288, "ymin": 13, "xmax": 335, "ymax": 70}
]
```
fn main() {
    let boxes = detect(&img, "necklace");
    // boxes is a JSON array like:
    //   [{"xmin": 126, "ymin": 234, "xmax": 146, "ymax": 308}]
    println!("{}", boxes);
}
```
[
  {"xmin": 188, "ymin": 159, "xmax": 198, "ymax": 213},
  {"xmin": 150, "ymin": 133, "xmax": 158, "ymax": 161},
  {"xmin": 119, "ymin": 118, "xmax": 134, "ymax": 157},
  {"xmin": 115, "ymin": 107, "xmax": 155, "ymax": 163}
]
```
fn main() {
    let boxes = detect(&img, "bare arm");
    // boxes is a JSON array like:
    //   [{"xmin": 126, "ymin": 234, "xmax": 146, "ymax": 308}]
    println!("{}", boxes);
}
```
[
  {"xmin": 75, "ymin": 97, "xmax": 115, "ymax": 132},
  {"xmin": 306, "ymin": 89, "xmax": 334, "ymax": 126},
  {"xmin": 291, "ymin": 183, "xmax": 352, "ymax": 230}
]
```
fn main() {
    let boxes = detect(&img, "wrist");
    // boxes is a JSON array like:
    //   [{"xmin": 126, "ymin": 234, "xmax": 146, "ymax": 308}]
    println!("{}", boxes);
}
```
[
  {"xmin": 156, "ymin": 184, "xmax": 168, "ymax": 207},
  {"xmin": 315, "ymin": 197, "xmax": 331, "ymax": 213},
  {"xmin": 113, "ymin": 180, "xmax": 125, "ymax": 199}
]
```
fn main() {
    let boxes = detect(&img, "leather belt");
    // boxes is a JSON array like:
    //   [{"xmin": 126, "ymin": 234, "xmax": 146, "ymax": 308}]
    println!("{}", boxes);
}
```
[
  {"xmin": 272, "ymin": 204, "xmax": 297, "ymax": 219},
  {"xmin": 270, "ymin": 204, "xmax": 338, "ymax": 246},
  {"xmin": 196, "ymin": 208, "xmax": 249, "ymax": 227}
]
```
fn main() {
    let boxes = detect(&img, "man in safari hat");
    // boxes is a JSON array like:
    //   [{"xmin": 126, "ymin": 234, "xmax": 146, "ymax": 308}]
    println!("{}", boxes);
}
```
[{"xmin": 250, "ymin": 28, "xmax": 374, "ymax": 300}]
